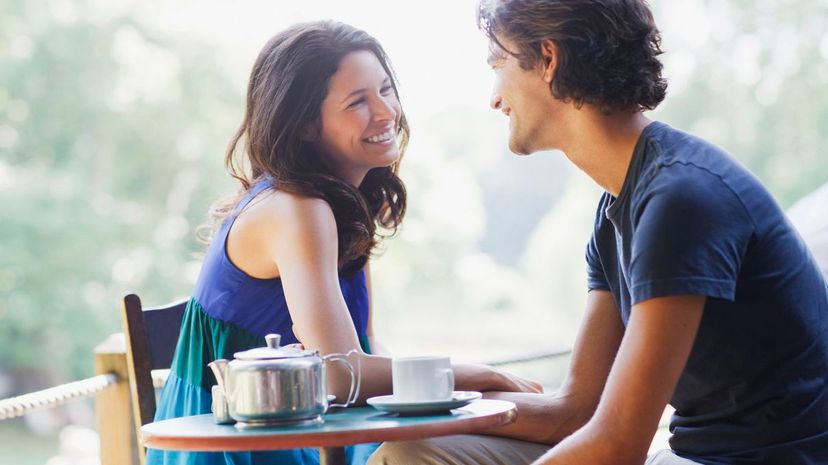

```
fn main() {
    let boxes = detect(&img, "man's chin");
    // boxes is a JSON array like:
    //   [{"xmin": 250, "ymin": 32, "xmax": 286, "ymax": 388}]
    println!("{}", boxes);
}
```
[{"xmin": 508, "ymin": 139, "xmax": 535, "ymax": 156}]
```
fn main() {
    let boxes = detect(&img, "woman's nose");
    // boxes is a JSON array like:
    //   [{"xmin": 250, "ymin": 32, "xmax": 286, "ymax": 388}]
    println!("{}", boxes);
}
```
[{"xmin": 372, "ymin": 97, "xmax": 397, "ymax": 122}]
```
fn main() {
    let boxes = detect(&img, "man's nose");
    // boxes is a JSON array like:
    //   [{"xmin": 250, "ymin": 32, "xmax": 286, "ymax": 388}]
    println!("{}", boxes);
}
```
[{"xmin": 490, "ymin": 92, "xmax": 503, "ymax": 111}]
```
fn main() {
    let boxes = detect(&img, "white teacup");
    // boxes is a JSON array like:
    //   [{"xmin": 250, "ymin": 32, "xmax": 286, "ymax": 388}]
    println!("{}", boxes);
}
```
[{"xmin": 392, "ymin": 356, "xmax": 454, "ymax": 402}]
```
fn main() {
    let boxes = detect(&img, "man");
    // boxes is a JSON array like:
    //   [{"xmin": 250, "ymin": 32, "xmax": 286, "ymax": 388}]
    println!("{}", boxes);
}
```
[{"xmin": 369, "ymin": 1, "xmax": 828, "ymax": 464}]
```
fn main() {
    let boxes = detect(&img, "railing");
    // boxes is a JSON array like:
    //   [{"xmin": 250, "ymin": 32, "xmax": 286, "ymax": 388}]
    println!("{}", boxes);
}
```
[
  {"xmin": 1, "ymin": 333, "xmax": 141, "ymax": 465},
  {"xmin": 0, "ymin": 373, "xmax": 118, "ymax": 421},
  {"xmin": 0, "ymin": 333, "xmax": 570, "ymax": 465},
  {"xmin": 485, "ymin": 349, "xmax": 571, "ymax": 367}
]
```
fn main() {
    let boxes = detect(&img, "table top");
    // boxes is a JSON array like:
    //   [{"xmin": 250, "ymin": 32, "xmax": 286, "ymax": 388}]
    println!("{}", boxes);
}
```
[{"xmin": 141, "ymin": 399, "xmax": 516, "ymax": 452}]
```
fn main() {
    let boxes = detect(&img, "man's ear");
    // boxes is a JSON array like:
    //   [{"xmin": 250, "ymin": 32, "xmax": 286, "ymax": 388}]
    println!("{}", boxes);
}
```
[{"xmin": 539, "ymin": 39, "xmax": 558, "ymax": 83}]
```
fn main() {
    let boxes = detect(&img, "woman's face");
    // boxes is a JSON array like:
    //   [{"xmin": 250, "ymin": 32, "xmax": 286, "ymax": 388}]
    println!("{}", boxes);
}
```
[{"xmin": 316, "ymin": 50, "xmax": 402, "ymax": 186}]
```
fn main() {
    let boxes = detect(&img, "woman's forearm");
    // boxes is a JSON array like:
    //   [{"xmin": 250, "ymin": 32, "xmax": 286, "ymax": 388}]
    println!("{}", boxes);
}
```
[
  {"xmin": 334, "ymin": 357, "xmax": 543, "ymax": 405},
  {"xmin": 328, "ymin": 353, "xmax": 393, "ymax": 404}
]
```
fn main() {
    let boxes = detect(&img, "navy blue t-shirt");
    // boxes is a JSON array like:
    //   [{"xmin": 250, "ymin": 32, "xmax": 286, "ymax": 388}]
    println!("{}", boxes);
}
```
[{"xmin": 586, "ymin": 122, "xmax": 828, "ymax": 464}]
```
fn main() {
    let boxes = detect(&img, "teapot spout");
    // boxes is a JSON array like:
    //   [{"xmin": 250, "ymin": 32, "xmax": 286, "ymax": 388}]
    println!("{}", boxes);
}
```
[{"xmin": 208, "ymin": 359, "xmax": 230, "ymax": 394}]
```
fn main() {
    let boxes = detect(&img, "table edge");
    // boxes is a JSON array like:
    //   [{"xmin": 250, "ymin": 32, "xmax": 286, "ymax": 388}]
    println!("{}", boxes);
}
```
[{"xmin": 142, "ymin": 400, "xmax": 517, "ymax": 451}]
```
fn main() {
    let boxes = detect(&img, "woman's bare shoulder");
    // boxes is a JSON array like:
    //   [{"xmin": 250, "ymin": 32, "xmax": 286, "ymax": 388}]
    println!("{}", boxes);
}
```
[{"xmin": 235, "ymin": 189, "xmax": 337, "ymax": 241}]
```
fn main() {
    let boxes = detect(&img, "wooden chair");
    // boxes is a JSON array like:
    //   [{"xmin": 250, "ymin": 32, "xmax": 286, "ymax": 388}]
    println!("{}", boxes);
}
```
[{"xmin": 121, "ymin": 293, "xmax": 188, "ymax": 465}]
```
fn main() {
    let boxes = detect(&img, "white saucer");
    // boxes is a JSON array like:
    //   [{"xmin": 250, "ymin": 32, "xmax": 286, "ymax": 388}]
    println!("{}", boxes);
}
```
[{"xmin": 367, "ymin": 391, "xmax": 482, "ymax": 415}]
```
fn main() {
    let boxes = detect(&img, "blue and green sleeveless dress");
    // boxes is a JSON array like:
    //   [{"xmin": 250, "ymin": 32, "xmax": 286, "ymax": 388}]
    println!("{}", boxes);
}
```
[{"xmin": 146, "ymin": 179, "xmax": 378, "ymax": 465}]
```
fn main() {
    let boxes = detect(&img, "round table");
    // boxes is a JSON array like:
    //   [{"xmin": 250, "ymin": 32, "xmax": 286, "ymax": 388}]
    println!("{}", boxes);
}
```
[{"xmin": 141, "ymin": 399, "xmax": 516, "ymax": 465}]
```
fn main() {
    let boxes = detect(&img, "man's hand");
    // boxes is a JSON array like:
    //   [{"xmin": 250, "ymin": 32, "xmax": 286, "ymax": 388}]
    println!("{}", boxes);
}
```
[
  {"xmin": 478, "ymin": 290, "xmax": 625, "ymax": 445},
  {"xmin": 532, "ymin": 294, "xmax": 705, "ymax": 465}
]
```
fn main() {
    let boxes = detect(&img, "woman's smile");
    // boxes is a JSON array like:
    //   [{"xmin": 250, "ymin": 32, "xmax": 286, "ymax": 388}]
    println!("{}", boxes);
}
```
[{"xmin": 363, "ymin": 126, "xmax": 396, "ymax": 144}]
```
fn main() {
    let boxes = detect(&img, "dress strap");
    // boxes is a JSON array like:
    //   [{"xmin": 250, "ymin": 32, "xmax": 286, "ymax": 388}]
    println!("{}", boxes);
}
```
[{"xmin": 228, "ymin": 177, "xmax": 274, "ymax": 219}]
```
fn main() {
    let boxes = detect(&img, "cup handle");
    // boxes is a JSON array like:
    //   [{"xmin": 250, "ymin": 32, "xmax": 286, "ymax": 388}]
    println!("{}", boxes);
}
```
[
  {"xmin": 323, "ymin": 349, "xmax": 361, "ymax": 408},
  {"xmin": 443, "ymin": 368, "xmax": 455, "ymax": 398}
]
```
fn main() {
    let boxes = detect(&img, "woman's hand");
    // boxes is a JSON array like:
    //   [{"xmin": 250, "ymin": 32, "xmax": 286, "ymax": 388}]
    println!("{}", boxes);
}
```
[
  {"xmin": 453, "ymin": 363, "xmax": 544, "ymax": 394},
  {"xmin": 494, "ymin": 369, "xmax": 545, "ymax": 393}
]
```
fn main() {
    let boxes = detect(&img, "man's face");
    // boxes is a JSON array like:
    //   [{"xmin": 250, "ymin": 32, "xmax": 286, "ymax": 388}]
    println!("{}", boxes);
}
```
[{"xmin": 487, "ymin": 35, "xmax": 555, "ymax": 155}]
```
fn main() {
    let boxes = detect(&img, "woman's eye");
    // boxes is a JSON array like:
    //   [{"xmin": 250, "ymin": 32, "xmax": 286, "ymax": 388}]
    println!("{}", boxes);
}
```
[
  {"xmin": 380, "ymin": 85, "xmax": 393, "ymax": 95},
  {"xmin": 348, "ymin": 98, "xmax": 365, "ymax": 108}
]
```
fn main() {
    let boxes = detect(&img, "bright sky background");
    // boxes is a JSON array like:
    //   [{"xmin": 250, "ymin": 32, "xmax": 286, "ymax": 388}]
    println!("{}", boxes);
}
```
[
  {"xmin": 145, "ymin": 0, "xmax": 499, "ymax": 121},
  {"xmin": 44, "ymin": 0, "xmax": 828, "ymax": 138},
  {"xmin": 79, "ymin": 0, "xmax": 768, "ymax": 135}
]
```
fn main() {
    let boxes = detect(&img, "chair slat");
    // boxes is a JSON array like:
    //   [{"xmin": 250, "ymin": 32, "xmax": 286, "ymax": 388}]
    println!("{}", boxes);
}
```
[{"xmin": 144, "ymin": 301, "xmax": 187, "ymax": 371}]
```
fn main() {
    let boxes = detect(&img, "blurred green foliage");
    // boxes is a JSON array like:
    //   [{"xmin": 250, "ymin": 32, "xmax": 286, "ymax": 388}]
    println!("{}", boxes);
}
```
[
  {"xmin": 0, "ymin": 0, "xmax": 238, "ymax": 382},
  {"xmin": 652, "ymin": 0, "xmax": 828, "ymax": 205}
]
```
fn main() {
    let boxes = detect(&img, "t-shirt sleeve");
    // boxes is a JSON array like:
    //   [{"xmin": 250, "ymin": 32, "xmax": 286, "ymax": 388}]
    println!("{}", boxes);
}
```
[
  {"xmin": 586, "ymin": 194, "xmax": 612, "ymax": 291},
  {"xmin": 629, "ymin": 166, "xmax": 753, "ymax": 304},
  {"xmin": 586, "ymin": 234, "xmax": 611, "ymax": 291}
]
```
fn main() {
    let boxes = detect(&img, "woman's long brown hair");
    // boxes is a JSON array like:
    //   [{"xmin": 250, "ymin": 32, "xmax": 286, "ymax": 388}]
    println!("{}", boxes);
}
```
[{"xmin": 207, "ymin": 21, "xmax": 408, "ymax": 272}]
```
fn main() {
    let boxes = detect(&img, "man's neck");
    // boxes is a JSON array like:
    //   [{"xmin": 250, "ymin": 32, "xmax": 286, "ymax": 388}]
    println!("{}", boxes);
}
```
[{"xmin": 557, "ymin": 108, "xmax": 651, "ymax": 197}]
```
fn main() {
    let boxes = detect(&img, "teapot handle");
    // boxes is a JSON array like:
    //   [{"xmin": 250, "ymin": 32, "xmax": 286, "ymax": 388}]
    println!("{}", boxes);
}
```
[{"xmin": 323, "ymin": 349, "xmax": 361, "ymax": 408}]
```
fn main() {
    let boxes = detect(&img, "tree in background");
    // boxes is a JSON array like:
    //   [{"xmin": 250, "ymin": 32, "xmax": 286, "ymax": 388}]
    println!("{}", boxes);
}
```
[
  {"xmin": 0, "ymin": 0, "xmax": 238, "ymax": 389},
  {"xmin": 653, "ymin": 0, "xmax": 828, "ymax": 206}
]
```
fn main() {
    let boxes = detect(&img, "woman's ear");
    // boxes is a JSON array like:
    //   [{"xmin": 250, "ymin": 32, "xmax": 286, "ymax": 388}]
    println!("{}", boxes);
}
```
[
  {"xmin": 301, "ymin": 124, "xmax": 319, "ymax": 142},
  {"xmin": 539, "ymin": 39, "xmax": 558, "ymax": 83}
]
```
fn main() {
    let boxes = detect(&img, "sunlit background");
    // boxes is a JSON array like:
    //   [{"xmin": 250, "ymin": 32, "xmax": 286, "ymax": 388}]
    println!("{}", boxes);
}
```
[{"xmin": 1, "ymin": 0, "xmax": 827, "ymax": 463}]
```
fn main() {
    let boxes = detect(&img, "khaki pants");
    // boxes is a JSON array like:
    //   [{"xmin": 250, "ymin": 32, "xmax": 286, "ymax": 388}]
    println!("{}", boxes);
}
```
[
  {"xmin": 645, "ymin": 450, "xmax": 703, "ymax": 465},
  {"xmin": 368, "ymin": 435, "xmax": 703, "ymax": 465}
]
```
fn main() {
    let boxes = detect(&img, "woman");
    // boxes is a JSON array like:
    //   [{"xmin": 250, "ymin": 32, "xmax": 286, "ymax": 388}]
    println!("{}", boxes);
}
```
[{"xmin": 147, "ymin": 20, "xmax": 541, "ymax": 465}]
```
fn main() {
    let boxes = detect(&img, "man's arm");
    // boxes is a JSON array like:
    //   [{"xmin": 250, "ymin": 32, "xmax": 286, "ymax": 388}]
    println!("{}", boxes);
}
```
[
  {"xmin": 482, "ymin": 290, "xmax": 625, "ymax": 444},
  {"xmin": 533, "ymin": 294, "xmax": 705, "ymax": 465}
]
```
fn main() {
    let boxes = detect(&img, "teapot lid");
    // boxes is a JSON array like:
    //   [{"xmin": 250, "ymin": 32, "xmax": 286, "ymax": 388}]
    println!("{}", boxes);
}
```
[{"xmin": 233, "ymin": 334, "xmax": 317, "ymax": 360}]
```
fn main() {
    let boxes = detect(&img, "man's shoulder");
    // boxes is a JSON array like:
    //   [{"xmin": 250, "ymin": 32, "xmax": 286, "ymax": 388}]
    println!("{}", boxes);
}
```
[
  {"xmin": 638, "ymin": 122, "xmax": 760, "ymax": 203},
  {"xmin": 644, "ymin": 122, "xmax": 732, "ymax": 173}
]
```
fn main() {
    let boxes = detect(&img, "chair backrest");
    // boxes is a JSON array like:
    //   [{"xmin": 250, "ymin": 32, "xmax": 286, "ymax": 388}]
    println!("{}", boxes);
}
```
[{"xmin": 121, "ymin": 293, "xmax": 187, "ymax": 464}]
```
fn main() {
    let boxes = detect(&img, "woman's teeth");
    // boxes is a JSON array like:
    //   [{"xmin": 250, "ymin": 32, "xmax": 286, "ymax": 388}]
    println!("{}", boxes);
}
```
[{"xmin": 365, "ymin": 130, "xmax": 395, "ymax": 143}]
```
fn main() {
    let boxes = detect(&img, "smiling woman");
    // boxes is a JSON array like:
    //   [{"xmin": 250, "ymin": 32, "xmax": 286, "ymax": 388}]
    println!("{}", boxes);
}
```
[{"xmin": 146, "ymin": 21, "xmax": 408, "ymax": 465}]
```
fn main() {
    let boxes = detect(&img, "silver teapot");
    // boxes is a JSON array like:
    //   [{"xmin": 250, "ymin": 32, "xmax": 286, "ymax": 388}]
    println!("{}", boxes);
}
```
[{"xmin": 207, "ymin": 334, "xmax": 360, "ymax": 428}]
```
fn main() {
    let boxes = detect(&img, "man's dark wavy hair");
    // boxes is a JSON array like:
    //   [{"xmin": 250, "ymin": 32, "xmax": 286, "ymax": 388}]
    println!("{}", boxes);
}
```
[{"xmin": 478, "ymin": 0, "xmax": 668, "ymax": 114}]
